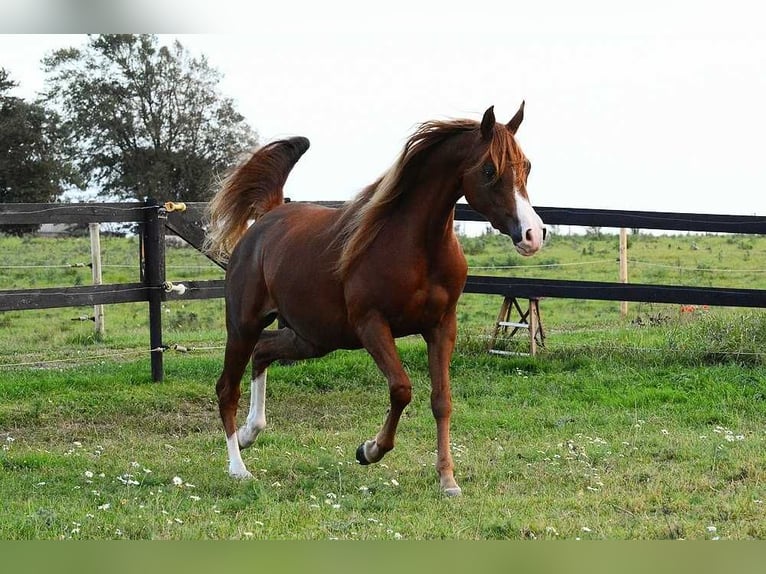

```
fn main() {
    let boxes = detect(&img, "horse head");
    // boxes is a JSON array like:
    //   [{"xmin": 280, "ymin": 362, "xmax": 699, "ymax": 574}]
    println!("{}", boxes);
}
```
[{"xmin": 461, "ymin": 103, "xmax": 547, "ymax": 256}]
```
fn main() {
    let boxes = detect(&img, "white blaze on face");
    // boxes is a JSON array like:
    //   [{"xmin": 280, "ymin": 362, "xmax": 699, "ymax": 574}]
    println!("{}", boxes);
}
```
[{"xmin": 514, "ymin": 190, "xmax": 545, "ymax": 255}]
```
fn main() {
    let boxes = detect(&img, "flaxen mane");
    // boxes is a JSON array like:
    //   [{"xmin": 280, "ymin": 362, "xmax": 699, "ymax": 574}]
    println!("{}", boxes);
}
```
[{"xmin": 334, "ymin": 118, "xmax": 529, "ymax": 278}]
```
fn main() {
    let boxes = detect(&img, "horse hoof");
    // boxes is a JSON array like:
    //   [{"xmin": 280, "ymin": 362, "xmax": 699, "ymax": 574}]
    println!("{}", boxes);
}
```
[
  {"xmin": 237, "ymin": 439, "xmax": 253, "ymax": 450},
  {"xmin": 237, "ymin": 432, "xmax": 254, "ymax": 450},
  {"xmin": 444, "ymin": 486, "xmax": 462, "ymax": 497},
  {"xmin": 229, "ymin": 468, "xmax": 254, "ymax": 480},
  {"xmin": 356, "ymin": 443, "xmax": 371, "ymax": 465}
]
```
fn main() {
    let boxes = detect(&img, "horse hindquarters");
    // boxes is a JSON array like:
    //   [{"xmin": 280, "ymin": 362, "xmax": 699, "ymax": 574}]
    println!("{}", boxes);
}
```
[{"xmin": 216, "ymin": 235, "xmax": 274, "ymax": 479}]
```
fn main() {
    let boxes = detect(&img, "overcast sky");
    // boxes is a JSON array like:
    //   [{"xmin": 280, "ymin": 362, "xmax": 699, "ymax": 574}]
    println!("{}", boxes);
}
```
[{"xmin": 1, "ymin": 1, "xmax": 765, "ymax": 223}]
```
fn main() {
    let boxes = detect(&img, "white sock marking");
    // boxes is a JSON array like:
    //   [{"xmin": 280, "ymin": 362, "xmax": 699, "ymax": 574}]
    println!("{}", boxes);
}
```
[
  {"xmin": 226, "ymin": 433, "xmax": 252, "ymax": 478},
  {"xmin": 238, "ymin": 371, "xmax": 267, "ymax": 447}
]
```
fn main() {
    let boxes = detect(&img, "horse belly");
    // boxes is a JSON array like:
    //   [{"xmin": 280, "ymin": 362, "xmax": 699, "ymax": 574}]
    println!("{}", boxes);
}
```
[
  {"xmin": 278, "ymin": 287, "xmax": 360, "ymax": 349},
  {"xmin": 263, "ymin": 239, "xmax": 360, "ymax": 350}
]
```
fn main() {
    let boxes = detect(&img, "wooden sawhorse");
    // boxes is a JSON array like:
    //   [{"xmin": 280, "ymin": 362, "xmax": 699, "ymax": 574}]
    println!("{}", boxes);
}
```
[{"xmin": 488, "ymin": 296, "xmax": 545, "ymax": 356}]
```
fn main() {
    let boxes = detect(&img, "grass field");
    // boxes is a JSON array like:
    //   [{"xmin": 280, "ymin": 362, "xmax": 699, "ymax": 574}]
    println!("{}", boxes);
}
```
[{"xmin": 0, "ymin": 230, "xmax": 765, "ymax": 539}]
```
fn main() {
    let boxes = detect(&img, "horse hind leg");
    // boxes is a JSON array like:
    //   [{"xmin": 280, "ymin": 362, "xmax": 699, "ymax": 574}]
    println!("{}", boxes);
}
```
[
  {"xmin": 237, "ymin": 370, "xmax": 267, "ymax": 450},
  {"xmin": 216, "ymin": 334, "xmax": 260, "ymax": 479},
  {"xmin": 236, "ymin": 328, "xmax": 326, "ymax": 450}
]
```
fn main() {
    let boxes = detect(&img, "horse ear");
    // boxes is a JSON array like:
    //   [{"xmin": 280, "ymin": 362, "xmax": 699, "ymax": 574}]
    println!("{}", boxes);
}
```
[
  {"xmin": 507, "ymin": 100, "xmax": 525, "ymax": 134},
  {"xmin": 480, "ymin": 106, "xmax": 496, "ymax": 141}
]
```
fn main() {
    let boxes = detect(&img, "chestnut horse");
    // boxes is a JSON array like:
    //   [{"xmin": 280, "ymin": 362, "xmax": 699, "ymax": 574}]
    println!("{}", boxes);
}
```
[{"xmin": 207, "ymin": 104, "xmax": 546, "ymax": 496}]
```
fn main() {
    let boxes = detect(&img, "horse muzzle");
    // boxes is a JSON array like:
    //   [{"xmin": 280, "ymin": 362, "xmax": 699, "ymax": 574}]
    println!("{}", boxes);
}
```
[
  {"xmin": 513, "ymin": 225, "xmax": 546, "ymax": 256},
  {"xmin": 509, "ymin": 196, "xmax": 547, "ymax": 256}
]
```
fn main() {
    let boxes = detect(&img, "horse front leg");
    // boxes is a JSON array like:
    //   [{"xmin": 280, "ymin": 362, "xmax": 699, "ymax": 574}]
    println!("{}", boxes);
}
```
[
  {"xmin": 354, "ymin": 314, "xmax": 412, "ymax": 466},
  {"xmin": 424, "ymin": 311, "xmax": 461, "ymax": 496}
]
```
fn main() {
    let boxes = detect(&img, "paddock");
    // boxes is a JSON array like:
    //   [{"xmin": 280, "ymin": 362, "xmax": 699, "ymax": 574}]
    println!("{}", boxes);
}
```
[{"xmin": 2, "ymin": 204, "xmax": 766, "ymax": 539}]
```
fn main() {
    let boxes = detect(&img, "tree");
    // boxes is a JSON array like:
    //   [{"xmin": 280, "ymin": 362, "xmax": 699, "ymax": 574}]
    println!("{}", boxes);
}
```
[
  {"xmin": 43, "ymin": 34, "xmax": 258, "ymax": 202},
  {"xmin": 0, "ymin": 68, "xmax": 81, "ymax": 234}
]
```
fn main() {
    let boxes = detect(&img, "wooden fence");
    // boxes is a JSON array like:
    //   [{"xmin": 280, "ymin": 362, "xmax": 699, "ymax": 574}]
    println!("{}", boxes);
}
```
[{"xmin": 2, "ymin": 200, "xmax": 766, "ymax": 381}]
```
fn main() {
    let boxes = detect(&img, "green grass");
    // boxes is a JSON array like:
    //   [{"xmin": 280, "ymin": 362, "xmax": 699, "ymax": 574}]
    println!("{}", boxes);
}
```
[
  {"xmin": 1, "ymin": 232, "xmax": 766, "ymax": 539},
  {"xmin": 1, "ymin": 341, "xmax": 764, "ymax": 540}
]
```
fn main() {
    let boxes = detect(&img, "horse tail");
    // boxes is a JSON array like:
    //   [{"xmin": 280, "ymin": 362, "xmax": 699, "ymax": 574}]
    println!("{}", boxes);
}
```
[{"xmin": 206, "ymin": 136, "xmax": 310, "ymax": 260}]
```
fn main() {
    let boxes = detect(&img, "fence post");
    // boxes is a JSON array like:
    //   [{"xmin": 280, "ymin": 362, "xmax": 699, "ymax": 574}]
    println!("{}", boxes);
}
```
[
  {"xmin": 143, "ymin": 198, "xmax": 166, "ymax": 382},
  {"xmin": 88, "ymin": 222, "xmax": 105, "ymax": 337},
  {"xmin": 619, "ymin": 227, "xmax": 628, "ymax": 318}
]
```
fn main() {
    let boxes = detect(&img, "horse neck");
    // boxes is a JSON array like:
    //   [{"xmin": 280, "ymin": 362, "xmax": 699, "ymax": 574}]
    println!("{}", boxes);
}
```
[
  {"xmin": 396, "ymin": 159, "xmax": 464, "ymax": 248},
  {"xmin": 337, "ymin": 138, "xmax": 471, "ymax": 278}
]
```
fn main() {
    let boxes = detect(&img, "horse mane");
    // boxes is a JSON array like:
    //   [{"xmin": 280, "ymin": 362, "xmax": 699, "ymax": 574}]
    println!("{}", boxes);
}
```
[
  {"xmin": 206, "ymin": 138, "xmax": 309, "ymax": 261},
  {"xmin": 334, "ymin": 118, "xmax": 528, "ymax": 278}
]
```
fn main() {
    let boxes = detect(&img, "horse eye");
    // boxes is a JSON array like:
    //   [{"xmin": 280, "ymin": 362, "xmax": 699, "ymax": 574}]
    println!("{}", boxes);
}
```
[{"xmin": 482, "ymin": 164, "xmax": 496, "ymax": 180}]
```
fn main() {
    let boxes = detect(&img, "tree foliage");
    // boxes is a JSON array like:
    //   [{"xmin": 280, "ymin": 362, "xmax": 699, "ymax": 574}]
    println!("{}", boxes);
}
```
[
  {"xmin": 0, "ymin": 68, "xmax": 81, "ymax": 234},
  {"xmin": 43, "ymin": 35, "xmax": 258, "ymax": 202}
]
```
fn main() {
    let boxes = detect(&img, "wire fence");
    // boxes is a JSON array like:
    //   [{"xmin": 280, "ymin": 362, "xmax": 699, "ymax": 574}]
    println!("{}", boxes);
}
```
[
  {"xmin": 6, "ymin": 258, "xmax": 766, "ymax": 274},
  {"xmin": 4, "ymin": 334, "xmax": 766, "ymax": 372},
  {"xmin": 0, "ymin": 342, "xmax": 227, "ymax": 370}
]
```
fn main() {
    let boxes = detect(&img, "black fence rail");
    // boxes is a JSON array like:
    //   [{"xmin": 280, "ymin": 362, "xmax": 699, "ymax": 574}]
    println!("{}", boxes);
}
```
[
  {"xmin": 0, "ymin": 200, "xmax": 167, "ymax": 380},
  {"xmin": 2, "ymin": 200, "xmax": 766, "ymax": 380},
  {"xmin": 456, "ymin": 204, "xmax": 766, "ymax": 234},
  {"xmin": 463, "ymin": 276, "xmax": 766, "ymax": 308}
]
